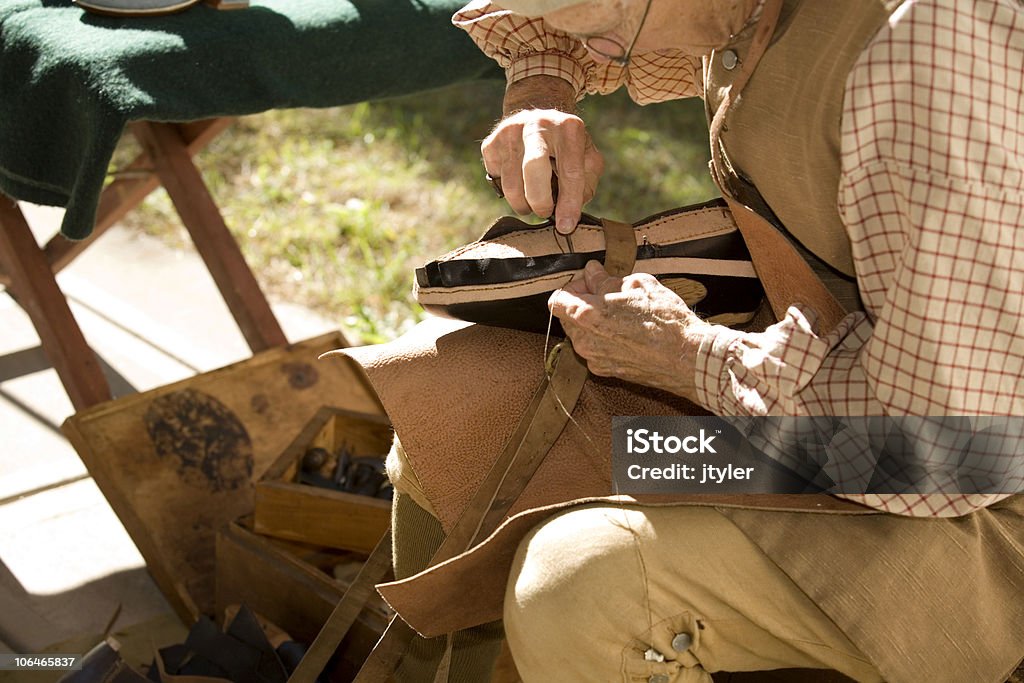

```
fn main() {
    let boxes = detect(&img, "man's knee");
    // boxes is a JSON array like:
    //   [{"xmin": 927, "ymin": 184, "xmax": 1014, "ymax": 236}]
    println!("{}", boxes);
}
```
[
  {"xmin": 508, "ymin": 505, "xmax": 649, "ymax": 610},
  {"xmin": 504, "ymin": 506, "xmax": 655, "ymax": 667},
  {"xmin": 503, "ymin": 505, "xmax": 721, "ymax": 682}
]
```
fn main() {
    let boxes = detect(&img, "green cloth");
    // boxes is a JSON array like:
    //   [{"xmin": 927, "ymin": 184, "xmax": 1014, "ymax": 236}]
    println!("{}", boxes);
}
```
[{"xmin": 0, "ymin": 0, "xmax": 500, "ymax": 239}]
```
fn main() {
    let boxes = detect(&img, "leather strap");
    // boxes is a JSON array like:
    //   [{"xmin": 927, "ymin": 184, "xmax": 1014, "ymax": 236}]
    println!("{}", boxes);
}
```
[
  {"xmin": 601, "ymin": 218, "xmax": 638, "ymax": 276},
  {"xmin": 286, "ymin": 530, "xmax": 394, "ymax": 683},
  {"xmin": 726, "ymin": 198, "xmax": 848, "ymax": 332},
  {"xmin": 710, "ymin": 0, "xmax": 848, "ymax": 334}
]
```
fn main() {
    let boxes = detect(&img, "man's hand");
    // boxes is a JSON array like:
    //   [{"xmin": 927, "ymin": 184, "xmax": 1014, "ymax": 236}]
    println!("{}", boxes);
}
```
[
  {"xmin": 548, "ymin": 261, "xmax": 714, "ymax": 402},
  {"xmin": 483, "ymin": 76, "xmax": 604, "ymax": 234}
]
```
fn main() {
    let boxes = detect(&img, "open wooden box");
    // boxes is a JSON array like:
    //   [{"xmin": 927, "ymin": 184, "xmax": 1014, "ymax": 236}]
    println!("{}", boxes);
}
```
[
  {"xmin": 62, "ymin": 331, "xmax": 384, "ymax": 622},
  {"xmin": 254, "ymin": 406, "xmax": 393, "ymax": 554}
]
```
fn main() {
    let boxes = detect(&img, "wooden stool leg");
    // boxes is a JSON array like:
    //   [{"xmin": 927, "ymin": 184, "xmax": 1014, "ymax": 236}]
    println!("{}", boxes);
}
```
[
  {"xmin": 0, "ymin": 197, "xmax": 112, "ymax": 410},
  {"xmin": 133, "ymin": 121, "xmax": 288, "ymax": 353}
]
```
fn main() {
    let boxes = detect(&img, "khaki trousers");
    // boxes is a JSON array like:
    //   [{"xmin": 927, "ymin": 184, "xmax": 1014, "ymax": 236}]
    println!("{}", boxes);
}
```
[
  {"xmin": 505, "ymin": 505, "xmax": 883, "ymax": 682},
  {"xmin": 388, "ymin": 440, "xmax": 884, "ymax": 682}
]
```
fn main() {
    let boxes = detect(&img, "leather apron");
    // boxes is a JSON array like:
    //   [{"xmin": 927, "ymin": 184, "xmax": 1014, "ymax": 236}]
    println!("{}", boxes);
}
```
[{"xmin": 326, "ymin": 1, "xmax": 1024, "ymax": 680}]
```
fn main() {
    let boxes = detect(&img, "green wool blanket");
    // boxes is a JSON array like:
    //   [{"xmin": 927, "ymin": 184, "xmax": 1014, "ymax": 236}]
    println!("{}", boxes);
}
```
[{"xmin": 0, "ymin": 0, "xmax": 500, "ymax": 240}]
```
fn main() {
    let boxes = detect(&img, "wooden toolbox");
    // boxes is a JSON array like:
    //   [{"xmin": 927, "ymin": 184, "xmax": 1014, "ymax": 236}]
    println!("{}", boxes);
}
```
[
  {"xmin": 62, "ymin": 332, "xmax": 383, "ymax": 622},
  {"xmin": 254, "ymin": 406, "xmax": 393, "ymax": 554}
]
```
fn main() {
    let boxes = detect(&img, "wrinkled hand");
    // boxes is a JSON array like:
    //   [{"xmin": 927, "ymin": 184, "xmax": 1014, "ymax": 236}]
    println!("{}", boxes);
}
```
[
  {"xmin": 482, "ymin": 108, "xmax": 604, "ymax": 234},
  {"xmin": 548, "ymin": 261, "xmax": 714, "ymax": 401}
]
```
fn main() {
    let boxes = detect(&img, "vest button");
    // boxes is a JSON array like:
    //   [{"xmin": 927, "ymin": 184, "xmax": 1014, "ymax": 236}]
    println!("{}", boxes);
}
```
[{"xmin": 721, "ymin": 49, "xmax": 739, "ymax": 70}]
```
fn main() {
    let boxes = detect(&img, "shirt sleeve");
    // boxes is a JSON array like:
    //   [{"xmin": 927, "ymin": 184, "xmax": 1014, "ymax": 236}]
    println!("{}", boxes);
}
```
[
  {"xmin": 452, "ymin": 0, "xmax": 702, "ymax": 104},
  {"xmin": 693, "ymin": 0, "xmax": 1024, "ymax": 517}
]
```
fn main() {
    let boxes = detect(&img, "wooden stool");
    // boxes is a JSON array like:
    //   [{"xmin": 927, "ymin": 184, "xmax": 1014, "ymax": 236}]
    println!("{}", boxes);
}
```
[{"xmin": 0, "ymin": 119, "xmax": 288, "ymax": 411}]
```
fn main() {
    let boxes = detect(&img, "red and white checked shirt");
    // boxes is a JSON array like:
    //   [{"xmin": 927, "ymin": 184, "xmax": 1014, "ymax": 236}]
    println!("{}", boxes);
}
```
[{"xmin": 453, "ymin": 0, "xmax": 1024, "ymax": 516}]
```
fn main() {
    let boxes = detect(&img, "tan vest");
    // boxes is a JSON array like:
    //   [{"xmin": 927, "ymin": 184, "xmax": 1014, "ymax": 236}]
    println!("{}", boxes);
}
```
[{"xmin": 705, "ymin": 0, "xmax": 898, "ymax": 311}]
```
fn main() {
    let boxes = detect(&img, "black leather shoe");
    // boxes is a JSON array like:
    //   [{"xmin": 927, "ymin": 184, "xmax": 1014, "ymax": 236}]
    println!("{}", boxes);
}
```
[{"xmin": 415, "ymin": 199, "xmax": 765, "ymax": 335}]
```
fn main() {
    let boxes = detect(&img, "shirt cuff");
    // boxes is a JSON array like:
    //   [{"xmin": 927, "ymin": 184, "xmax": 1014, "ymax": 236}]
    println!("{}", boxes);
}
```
[
  {"xmin": 506, "ymin": 50, "xmax": 588, "ymax": 101},
  {"xmin": 695, "ymin": 324, "xmax": 746, "ymax": 415}
]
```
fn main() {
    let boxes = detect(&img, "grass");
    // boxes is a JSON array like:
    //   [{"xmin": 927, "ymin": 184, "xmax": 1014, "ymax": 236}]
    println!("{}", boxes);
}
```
[{"xmin": 115, "ymin": 80, "xmax": 716, "ymax": 344}]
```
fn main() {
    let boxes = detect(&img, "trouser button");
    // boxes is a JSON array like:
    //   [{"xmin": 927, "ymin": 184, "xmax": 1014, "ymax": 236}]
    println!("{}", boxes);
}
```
[{"xmin": 671, "ymin": 632, "xmax": 693, "ymax": 653}]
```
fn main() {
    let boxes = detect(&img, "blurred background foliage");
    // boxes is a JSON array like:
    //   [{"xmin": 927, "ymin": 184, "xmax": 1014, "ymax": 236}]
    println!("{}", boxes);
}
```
[{"xmin": 116, "ymin": 79, "xmax": 715, "ymax": 343}]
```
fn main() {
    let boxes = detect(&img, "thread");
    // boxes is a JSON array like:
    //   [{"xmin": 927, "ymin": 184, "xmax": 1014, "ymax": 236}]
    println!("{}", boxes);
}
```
[{"xmin": 543, "ymin": 287, "xmax": 598, "ymax": 452}]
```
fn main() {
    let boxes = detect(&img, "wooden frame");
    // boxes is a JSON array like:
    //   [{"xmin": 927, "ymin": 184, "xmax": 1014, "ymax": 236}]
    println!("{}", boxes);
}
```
[{"xmin": 0, "ymin": 118, "xmax": 297, "ymax": 411}]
